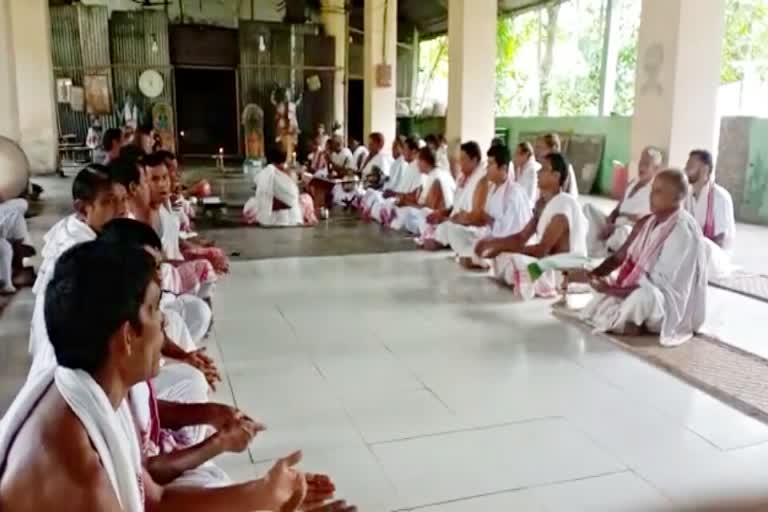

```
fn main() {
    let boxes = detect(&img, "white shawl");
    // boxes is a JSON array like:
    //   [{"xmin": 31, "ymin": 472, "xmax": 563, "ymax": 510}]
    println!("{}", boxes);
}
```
[
  {"xmin": 618, "ymin": 179, "xmax": 652, "ymax": 220},
  {"xmin": 419, "ymin": 168, "xmax": 456, "ymax": 208},
  {"xmin": 384, "ymin": 157, "xmax": 405, "ymax": 192},
  {"xmin": 566, "ymin": 164, "xmax": 579, "ymax": 198},
  {"xmin": 538, "ymin": 193, "xmax": 588, "ymax": 256},
  {"xmin": 452, "ymin": 166, "xmax": 487, "ymax": 215},
  {"xmin": 252, "ymin": 164, "xmax": 303, "ymax": 226},
  {"xmin": 0, "ymin": 367, "xmax": 144, "ymax": 512},
  {"xmin": 29, "ymin": 215, "xmax": 97, "ymax": 364},
  {"xmin": 686, "ymin": 181, "xmax": 736, "ymax": 253},
  {"xmin": 159, "ymin": 204, "xmax": 184, "ymax": 261},
  {"xmin": 515, "ymin": 157, "xmax": 541, "ymax": 208},
  {"xmin": 488, "ymin": 179, "xmax": 534, "ymax": 238},
  {"xmin": 360, "ymin": 152, "xmax": 393, "ymax": 179}
]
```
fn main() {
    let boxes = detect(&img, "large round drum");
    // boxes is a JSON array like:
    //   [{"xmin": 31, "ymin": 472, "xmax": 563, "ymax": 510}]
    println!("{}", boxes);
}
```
[{"xmin": 0, "ymin": 136, "xmax": 30, "ymax": 201}]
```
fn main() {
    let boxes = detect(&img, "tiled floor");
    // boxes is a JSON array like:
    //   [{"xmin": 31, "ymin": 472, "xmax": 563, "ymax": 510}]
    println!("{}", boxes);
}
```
[
  {"xmin": 4, "ymin": 179, "xmax": 768, "ymax": 510},
  {"xmin": 207, "ymin": 252, "xmax": 768, "ymax": 511}
]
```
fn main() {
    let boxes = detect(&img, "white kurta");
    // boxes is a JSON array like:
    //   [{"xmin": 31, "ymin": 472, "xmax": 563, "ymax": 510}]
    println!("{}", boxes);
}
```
[
  {"xmin": 433, "ymin": 166, "xmax": 487, "ymax": 245},
  {"xmin": 581, "ymin": 210, "xmax": 707, "ymax": 346},
  {"xmin": 243, "ymin": 164, "xmax": 304, "ymax": 226},
  {"xmin": 515, "ymin": 158, "xmax": 541, "ymax": 208},
  {"xmin": 391, "ymin": 169, "xmax": 456, "ymax": 235},
  {"xmin": 360, "ymin": 151, "xmax": 393, "ymax": 179},
  {"xmin": 352, "ymin": 145, "xmax": 369, "ymax": 170},
  {"xmin": 494, "ymin": 192, "xmax": 588, "ymax": 300},
  {"xmin": 686, "ymin": 181, "xmax": 736, "ymax": 279},
  {"xmin": 584, "ymin": 179, "xmax": 652, "ymax": 257},
  {"xmin": 566, "ymin": 163, "xmax": 579, "ymax": 198},
  {"xmin": 441, "ymin": 178, "xmax": 533, "ymax": 260},
  {"xmin": 367, "ymin": 159, "xmax": 425, "ymax": 224}
]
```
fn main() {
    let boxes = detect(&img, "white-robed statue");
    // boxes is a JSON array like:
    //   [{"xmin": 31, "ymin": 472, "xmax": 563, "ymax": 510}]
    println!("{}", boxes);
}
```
[
  {"xmin": 684, "ymin": 149, "xmax": 736, "ymax": 279},
  {"xmin": 583, "ymin": 146, "xmax": 663, "ymax": 257},
  {"xmin": 579, "ymin": 169, "xmax": 707, "ymax": 346}
]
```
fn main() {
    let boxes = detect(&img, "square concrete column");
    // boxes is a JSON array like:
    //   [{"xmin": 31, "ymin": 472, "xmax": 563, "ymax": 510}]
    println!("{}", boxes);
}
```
[
  {"xmin": 446, "ymin": 0, "xmax": 497, "ymax": 151},
  {"xmin": 364, "ymin": 0, "xmax": 397, "ymax": 144},
  {"xmin": 9, "ymin": 0, "xmax": 57, "ymax": 173},
  {"xmin": 630, "ymin": 0, "xmax": 725, "ymax": 167},
  {"xmin": 0, "ymin": 0, "xmax": 20, "ymax": 142},
  {"xmin": 320, "ymin": 0, "xmax": 347, "ymax": 133}
]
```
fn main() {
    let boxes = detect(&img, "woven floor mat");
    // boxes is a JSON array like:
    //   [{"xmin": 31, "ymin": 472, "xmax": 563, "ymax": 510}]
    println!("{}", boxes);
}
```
[
  {"xmin": 711, "ymin": 271, "xmax": 768, "ymax": 303},
  {"xmin": 554, "ymin": 305, "xmax": 768, "ymax": 424}
]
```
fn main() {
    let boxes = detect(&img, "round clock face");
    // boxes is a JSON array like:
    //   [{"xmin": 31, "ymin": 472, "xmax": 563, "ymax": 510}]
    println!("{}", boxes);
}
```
[{"xmin": 138, "ymin": 69, "xmax": 164, "ymax": 99}]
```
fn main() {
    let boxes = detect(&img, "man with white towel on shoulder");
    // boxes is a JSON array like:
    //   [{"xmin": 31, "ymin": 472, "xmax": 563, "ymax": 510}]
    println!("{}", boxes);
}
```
[
  {"xmin": 578, "ymin": 169, "xmax": 707, "ymax": 346},
  {"xmin": 684, "ymin": 149, "xmax": 736, "ymax": 279},
  {"xmin": 583, "ymin": 146, "xmax": 663, "ymax": 257}
]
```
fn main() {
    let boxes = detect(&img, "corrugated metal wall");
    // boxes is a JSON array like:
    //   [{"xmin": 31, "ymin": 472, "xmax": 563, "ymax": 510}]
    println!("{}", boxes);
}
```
[
  {"xmin": 51, "ymin": 5, "xmax": 86, "ymax": 140},
  {"xmin": 110, "ymin": 10, "xmax": 172, "ymax": 130}
]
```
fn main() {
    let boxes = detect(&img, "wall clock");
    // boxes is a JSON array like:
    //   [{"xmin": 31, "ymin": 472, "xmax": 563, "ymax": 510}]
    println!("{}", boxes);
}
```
[{"xmin": 138, "ymin": 69, "xmax": 164, "ymax": 99}]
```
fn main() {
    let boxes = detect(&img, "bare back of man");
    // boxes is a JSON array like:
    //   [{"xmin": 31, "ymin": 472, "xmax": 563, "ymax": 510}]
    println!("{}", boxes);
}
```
[{"xmin": 1, "ymin": 386, "xmax": 122, "ymax": 511}]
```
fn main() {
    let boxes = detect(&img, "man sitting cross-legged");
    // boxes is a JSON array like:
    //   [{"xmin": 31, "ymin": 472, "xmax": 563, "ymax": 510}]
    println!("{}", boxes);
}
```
[
  {"xmin": 390, "ymin": 147, "xmax": 457, "ymax": 235},
  {"xmin": 684, "ymin": 149, "xmax": 736, "ymax": 279},
  {"xmin": 364, "ymin": 136, "xmax": 424, "ymax": 224},
  {"xmin": 243, "ymin": 145, "xmax": 318, "ymax": 227},
  {"xmin": 28, "ymin": 167, "xmax": 216, "ymax": 410},
  {"xmin": 421, "ymin": 141, "xmax": 489, "ymax": 250},
  {"xmin": 0, "ymin": 241, "xmax": 352, "ymax": 512},
  {"xmin": 511, "ymin": 141, "xmax": 541, "ymax": 209},
  {"xmin": 109, "ymin": 155, "xmax": 215, "ymax": 346},
  {"xmin": 0, "ymin": 197, "xmax": 36, "ymax": 295},
  {"xmin": 439, "ymin": 144, "xmax": 533, "ymax": 270},
  {"xmin": 578, "ymin": 169, "xmax": 707, "ymax": 346},
  {"xmin": 584, "ymin": 146, "xmax": 663, "ymax": 258},
  {"xmin": 476, "ymin": 153, "xmax": 587, "ymax": 300}
]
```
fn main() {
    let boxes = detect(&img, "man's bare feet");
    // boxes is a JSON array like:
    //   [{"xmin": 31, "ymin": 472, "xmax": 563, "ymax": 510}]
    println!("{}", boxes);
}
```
[
  {"xmin": 459, "ymin": 257, "xmax": 488, "ymax": 271},
  {"xmin": 421, "ymin": 240, "xmax": 445, "ymax": 252}
]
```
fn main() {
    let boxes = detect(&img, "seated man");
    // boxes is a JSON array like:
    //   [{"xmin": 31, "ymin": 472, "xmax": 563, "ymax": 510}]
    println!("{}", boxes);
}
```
[
  {"xmin": 425, "ymin": 134, "xmax": 451, "ymax": 171},
  {"xmin": 584, "ymin": 146, "xmax": 663, "ymax": 257},
  {"xmin": 0, "ymin": 241, "xmax": 343, "ymax": 511},
  {"xmin": 440, "ymin": 144, "xmax": 533, "ymax": 269},
  {"xmin": 579, "ymin": 169, "xmax": 706, "ymax": 346},
  {"xmin": 684, "ymin": 149, "xmax": 736, "ymax": 279},
  {"xmin": 359, "ymin": 132, "xmax": 393, "ymax": 182},
  {"xmin": 390, "ymin": 147, "xmax": 456, "ymax": 235},
  {"xmin": 159, "ymin": 151, "xmax": 229, "ymax": 275},
  {"xmin": 534, "ymin": 133, "xmax": 579, "ymax": 197},
  {"xmin": 327, "ymin": 136, "xmax": 363, "ymax": 209},
  {"xmin": 93, "ymin": 127, "xmax": 123, "ymax": 165},
  {"xmin": 476, "ymin": 153, "xmax": 587, "ymax": 300},
  {"xmin": 512, "ymin": 141, "xmax": 541, "ymax": 209},
  {"xmin": 366, "ymin": 137, "xmax": 424, "ymax": 224},
  {"xmin": 423, "ymin": 141, "xmax": 488, "ymax": 250},
  {"xmin": 0, "ymin": 197, "xmax": 35, "ymax": 295},
  {"xmin": 28, "ymin": 167, "xmax": 216, "ymax": 401},
  {"xmin": 243, "ymin": 145, "xmax": 318, "ymax": 227},
  {"xmin": 350, "ymin": 136, "xmax": 369, "ymax": 171}
]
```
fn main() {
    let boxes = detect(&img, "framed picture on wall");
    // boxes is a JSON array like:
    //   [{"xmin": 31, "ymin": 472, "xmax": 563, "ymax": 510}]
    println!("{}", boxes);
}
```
[
  {"xmin": 70, "ymin": 86, "xmax": 85, "ymax": 112},
  {"xmin": 84, "ymin": 74, "xmax": 113, "ymax": 115},
  {"xmin": 56, "ymin": 78, "xmax": 72, "ymax": 103}
]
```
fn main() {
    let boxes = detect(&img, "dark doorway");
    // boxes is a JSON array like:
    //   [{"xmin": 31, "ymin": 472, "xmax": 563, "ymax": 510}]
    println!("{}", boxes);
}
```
[
  {"xmin": 175, "ymin": 68, "xmax": 238, "ymax": 156},
  {"xmin": 347, "ymin": 79, "xmax": 364, "ymax": 143}
]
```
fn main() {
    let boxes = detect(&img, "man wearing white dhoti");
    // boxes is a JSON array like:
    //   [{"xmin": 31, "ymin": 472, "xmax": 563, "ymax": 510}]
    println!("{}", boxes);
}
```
[
  {"xmin": 512, "ymin": 141, "xmax": 541, "ymax": 208},
  {"xmin": 0, "ymin": 241, "xmax": 319, "ymax": 511},
  {"xmin": 243, "ymin": 145, "xmax": 317, "ymax": 227},
  {"xmin": 535, "ymin": 133, "xmax": 579, "ymax": 197},
  {"xmin": 440, "ymin": 144, "xmax": 533, "ymax": 269},
  {"xmin": 423, "ymin": 141, "xmax": 489, "ymax": 250},
  {"xmin": 579, "ymin": 169, "xmax": 707, "ymax": 346},
  {"xmin": 684, "ymin": 149, "xmax": 736, "ymax": 279},
  {"xmin": 0, "ymin": 197, "xmax": 35, "ymax": 294},
  {"xmin": 359, "ymin": 132, "xmax": 395, "ymax": 214},
  {"xmin": 584, "ymin": 146, "xmax": 663, "ymax": 257},
  {"xmin": 366, "ymin": 137, "xmax": 424, "ymax": 224},
  {"xmin": 477, "ymin": 153, "xmax": 588, "ymax": 300},
  {"xmin": 390, "ymin": 146, "xmax": 456, "ymax": 235}
]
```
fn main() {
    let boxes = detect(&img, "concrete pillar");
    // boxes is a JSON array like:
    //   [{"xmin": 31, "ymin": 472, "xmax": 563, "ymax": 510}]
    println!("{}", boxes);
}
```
[
  {"xmin": 0, "ymin": 0, "xmax": 20, "ymax": 142},
  {"xmin": 630, "ymin": 0, "xmax": 725, "ymax": 168},
  {"xmin": 9, "ymin": 0, "xmax": 58, "ymax": 173},
  {"xmin": 320, "ymin": 0, "xmax": 347, "ymax": 133},
  {"xmin": 446, "ymin": 0, "xmax": 497, "ymax": 152},
  {"xmin": 363, "ymin": 0, "xmax": 397, "ymax": 145}
]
